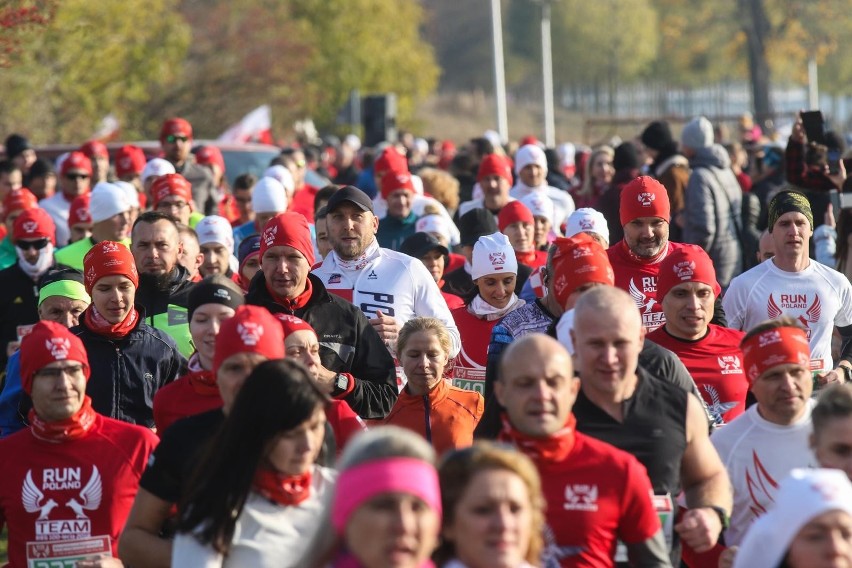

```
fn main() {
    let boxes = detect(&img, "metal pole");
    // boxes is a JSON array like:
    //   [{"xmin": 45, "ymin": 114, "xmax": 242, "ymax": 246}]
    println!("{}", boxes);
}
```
[
  {"xmin": 541, "ymin": 1, "xmax": 555, "ymax": 147},
  {"xmin": 490, "ymin": 0, "xmax": 509, "ymax": 144},
  {"xmin": 808, "ymin": 56, "xmax": 819, "ymax": 110}
]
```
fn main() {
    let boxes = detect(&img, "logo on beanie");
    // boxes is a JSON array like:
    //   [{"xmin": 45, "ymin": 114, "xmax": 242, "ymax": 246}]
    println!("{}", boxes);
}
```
[
  {"xmin": 579, "ymin": 219, "xmax": 594, "ymax": 230},
  {"xmin": 573, "ymin": 246, "xmax": 592, "ymax": 260},
  {"xmin": 74, "ymin": 208, "xmax": 91, "ymax": 223},
  {"xmin": 674, "ymin": 260, "xmax": 696, "ymax": 280},
  {"xmin": 263, "ymin": 225, "xmax": 278, "ymax": 247},
  {"xmin": 100, "ymin": 241, "xmax": 119, "ymax": 253},
  {"xmin": 758, "ymin": 330, "xmax": 782, "ymax": 348},
  {"xmin": 638, "ymin": 193, "xmax": 656, "ymax": 207},
  {"xmin": 214, "ymin": 289, "xmax": 231, "ymax": 301},
  {"xmin": 119, "ymin": 157, "xmax": 131, "ymax": 168},
  {"xmin": 103, "ymin": 259, "xmax": 124, "ymax": 268},
  {"xmin": 237, "ymin": 322, "xmax": 264, "ymax": 346},
  {"xmin": 553, "ymin": 274, "xmax": 568, "ymax": 297},
  {"xmin": 22, "ymin": 221, "xmax": 38, "ymax": 233},
  {"xmin": 45, "ymin": 338, "xmax": 71, "ymax": 360},
  {"xmin": 85, "ymin": 266, "xmax": 96, "ymax": 286},
  {"xmin": 489, "ymin": 252, "xmax": 506, "ymax": 268}
]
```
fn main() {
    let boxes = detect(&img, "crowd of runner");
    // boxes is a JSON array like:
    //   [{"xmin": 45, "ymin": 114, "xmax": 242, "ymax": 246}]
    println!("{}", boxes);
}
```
[{"xmin": 0, "ymin": 112, "xmax": 850, "ymax": 567}]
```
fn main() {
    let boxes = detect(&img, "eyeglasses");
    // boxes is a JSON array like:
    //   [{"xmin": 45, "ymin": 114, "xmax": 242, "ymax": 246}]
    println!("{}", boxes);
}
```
[
  {"xmin": 166, "ymin": 135, "xmax": 189, "ymax": 144},
  {"xmin": 35, "ymin": 364, "xmax": 84, "ymax": 379},
  {"xmin": 65, "ymin": 173, "xmax": 89, "ymax": 181},
  {"xmin": 157, "ymin": 200, "xmax": 188, "ymax": 211},
  {"xmin": 17, "ymin": 238, "xmax": 50, "ymax": 251}
]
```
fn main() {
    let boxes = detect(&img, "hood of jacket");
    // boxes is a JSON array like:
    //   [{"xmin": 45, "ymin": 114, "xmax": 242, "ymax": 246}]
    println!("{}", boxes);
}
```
[{"xmin": 689, "ymin": 144, "xmax": 731, "ymax": 170}]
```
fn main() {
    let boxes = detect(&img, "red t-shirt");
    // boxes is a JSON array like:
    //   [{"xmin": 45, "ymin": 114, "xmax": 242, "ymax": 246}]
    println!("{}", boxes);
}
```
[
  {"xmin": 450, "ymin": 306, "xmax": 499, "ymax": 395},
  {"xmin": 152, "ymin": 371, "xmax": 223, "ymax": 435},
  {"xmin": 289, "ymin": 184, "xmax": 319, "ymax": 224},
  {"xmin": 326, "ymin": 400, "xmax": 365, "ymax": 453},
  {"xmin": 647, "ymin": 324, "xmax": 748, "ymax": 425},
  {"xmin": 446, "ymin": 252, "xmax": 466, "ymax": 274},
  {"xmin": 0, "ymin": 415, "xmax": 158, "ymax": 567},
  {"xmin": 536, "ymin": 432, "xmax": 661, "ymax": 566},
  {"xmin": 607, "ymin": 240, "xmax": 689, "ymax": 331}
]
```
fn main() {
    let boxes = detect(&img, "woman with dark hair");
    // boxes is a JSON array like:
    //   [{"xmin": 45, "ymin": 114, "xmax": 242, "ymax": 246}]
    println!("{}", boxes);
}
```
[{"xmin": 171, "ymin": 359, "xmax": 334, "ymax": 566}]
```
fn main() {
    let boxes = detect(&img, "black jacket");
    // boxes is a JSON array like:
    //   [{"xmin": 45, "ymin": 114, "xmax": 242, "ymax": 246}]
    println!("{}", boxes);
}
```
[
  {"xmin": 134, "ymin": 265, "xmax": 194, "ymax": 319},
  {"xmin": 246, "ymin": 272, "xmax": 397, "ymax": 419},
  {"xmin": 71, "ymin": 310, "xmax": 186, "ymax": 428}
]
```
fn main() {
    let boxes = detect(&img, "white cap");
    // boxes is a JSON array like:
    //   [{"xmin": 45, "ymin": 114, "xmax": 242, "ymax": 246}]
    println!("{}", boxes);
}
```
[
  {"xmin": 471, "ymin": 232, "xmax": 518, "ymax": 280},
  {"xmin": 414, "ymin": 138, "xmax": 429, "ymax": 155},
  {"xmin": 343, "ymin": 134, "xmax": 361, "ymax": 151},
  {"xmin": 514, "ymin": 144, "xmax": 548, "ymax": 175},
  {"xmin": 141, "ymin": 158, "xmax": 175, "ymax": 183},
  {"xmin": 252, "ymin": 177, "xmax": 288, "ymax": 214},
  {"xmin": 89, "ymin": 182, "xmax": 130, "ymax": 224},
  {"xmin": 195, "ymin": 215, "xmax": 235, "ymax": 252},
  {"xmin": 520, "ymin": 192, "xmax": 554, "ymax": 226},
  {"xmin": 415, "ymin": 214, "xmax": 451, "ymax": 244},
  {"xmin": 734, "ymin": 469, "xmax": 852, "ymax": 568},
  {"xmin": 565, "ymin": 208, "xmax": 610, "ymax": 246},
  {"xmin": 483, "ymin": 129, "xmax": 503, "ymax": 148},
  {"xmin": 113, "ymin": 180, "xmax": 140, "ymax": 209},
  {"xmin": 263, "ymin": 165, "xmax": 295, "ymax": 196},
  {"xmin": 557, "ymin": 143, "xmax": 576, "ymax": 166}
]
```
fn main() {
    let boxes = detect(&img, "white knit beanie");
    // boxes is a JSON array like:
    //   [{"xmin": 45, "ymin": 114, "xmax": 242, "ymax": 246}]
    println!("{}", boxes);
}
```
[
  {"xmin": 89, "ymin": 182, "xmax": 130, "ymax": 224},
  {"xmin": 113, "ymin": 180, "xmax": 140, "ymax": 208},
  {"xmin": 141, "ymin": 158, "xmax": 175, "ymax": 183},
  {"xmin": 520, "ymin": 192, "xmax": 555, "ymax": 226},
  {"xmin": 415, "ymin": 214, "xmax": 451, "ymax": 244},
  {"xmin": 565, "ymin": 207, "xmax": 610, "ymax": 246},
  {"xmin": 514, "ymin": 144, "xmax": 548, "ymax": 175},
  {"xmin": 195, "ymin": 215, "xmax": 235, "ymax": 251},
  {"xmin": 252, "ymin": 177, "xmax": 289, "ymax": 214},
  {"xmin": 471, "ymin": 232, "xmax": 518, "ymax": 280},
  {"xmin": 263, "ymin": 166, "xmax": 295, "ymax": 196}
]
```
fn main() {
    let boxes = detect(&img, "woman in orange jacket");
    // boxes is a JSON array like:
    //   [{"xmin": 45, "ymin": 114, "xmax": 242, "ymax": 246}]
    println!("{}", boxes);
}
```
[{"xmin": 385, "ymin": 317, "xmax": 483, "ymax": 456}]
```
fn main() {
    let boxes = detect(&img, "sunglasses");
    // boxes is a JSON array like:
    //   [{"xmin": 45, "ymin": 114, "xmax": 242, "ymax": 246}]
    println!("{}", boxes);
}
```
[
  {"xmin": 65, "ymin": 173, "xmax": 89, "ymax": 181},
  {"xmin": 166, "ymin": 135, "xmax": 189, "ymax": 143},
  {"xmin": 17, "ymin": 238, "xmax": 50, "ymax": 251}
]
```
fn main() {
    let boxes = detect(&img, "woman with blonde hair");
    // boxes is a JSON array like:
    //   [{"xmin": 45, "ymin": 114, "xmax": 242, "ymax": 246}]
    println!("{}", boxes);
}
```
[
  {"xmin": 435, "ymin": 442, "xmax": 544, "ymax": 568},
  {"xmin": 573, "ymin": 145, "xmax": 614, "ymax": 209}
]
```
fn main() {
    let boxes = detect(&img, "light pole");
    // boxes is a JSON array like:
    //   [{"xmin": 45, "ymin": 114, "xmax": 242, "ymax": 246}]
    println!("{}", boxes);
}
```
[
  {"xmin": 490, "ymin": 0, "xmax": 509, "ymax": 144},
  {"xmin": 531, "ymin": 0, "xmax": 557, "ymax": 147}
]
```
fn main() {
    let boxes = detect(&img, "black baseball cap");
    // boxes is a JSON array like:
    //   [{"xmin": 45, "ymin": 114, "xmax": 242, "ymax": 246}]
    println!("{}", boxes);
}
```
[
  {"xmin": 326, "ymin": 185, "xmax": 373, "ymax": 213},
  {"xmin": 400, "ymin": 232, "xmax": 449, "ymax": 260},
  {"xmin": 458, "ymin": 208, "xmax": 498, "ymax": 247}
]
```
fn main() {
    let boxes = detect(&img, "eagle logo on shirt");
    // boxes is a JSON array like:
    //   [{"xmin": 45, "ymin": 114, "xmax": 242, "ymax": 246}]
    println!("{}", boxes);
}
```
[
  {"xmin": 22, "ymin": 471, "xmax": 58, "ymax": 520},
  {"xmin": 702, "ymin": 384, "xmax": 738, "ymax": 425},
  {"xmin": 66, "ymin": 466, "xmax": 102, "ymax": 519},
  {"xmin": 628, "ymin": 278, "xmax": 656, "ymax": 313},
  {"xmin": 717, "ymin": 355, "xmax": 742, "ymax": 374},
  {"xmin": 767, "ymin": 294, "xmax": 820, "ymax": 337},
  {"xmin": 236, "ymin": 322, "xmax": 264, "ymax": 346}
]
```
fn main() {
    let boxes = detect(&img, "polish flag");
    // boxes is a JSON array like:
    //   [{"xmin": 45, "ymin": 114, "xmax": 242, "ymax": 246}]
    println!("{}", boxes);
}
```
[{"xmin": 218, "ymin": 105, "xmax": 273, "ymax": 144}]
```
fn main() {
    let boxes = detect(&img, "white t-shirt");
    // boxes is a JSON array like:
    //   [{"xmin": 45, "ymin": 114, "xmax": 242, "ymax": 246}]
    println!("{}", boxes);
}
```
[
  {"xmin": 710, "ymin": 400, "xmax": 817, "ymax": 546},
  {"xmin": 38, "ymin": 193, "xmax": 72, "ymax": 247},
  {"xmin": 171, "ymin": 466, "xmax": 335, "ymax": 568},
  {"xmin": 723, "ymin": 259, "xmax": 852, "ymax": 372}
]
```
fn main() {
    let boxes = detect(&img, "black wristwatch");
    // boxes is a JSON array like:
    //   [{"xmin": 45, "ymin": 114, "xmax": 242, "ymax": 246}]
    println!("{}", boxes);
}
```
[
  {"xmin": 332, "ymin": 373, "xmax": 350, "ymax": 397},
  {"xmin": 707, "ymin": 505, "xmax": 730, "ymax": 531}
]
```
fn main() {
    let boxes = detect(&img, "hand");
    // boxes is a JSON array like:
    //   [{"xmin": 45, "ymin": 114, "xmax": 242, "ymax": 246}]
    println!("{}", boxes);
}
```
[
  {"xmin": 817, "ymin": 368, "xmax": 844, "ymax": 386},
  {"xmin": 6, "ymin": 341, "xmax": 19, "ymax": 358},
  {"xmin": 77, "ymin": 556, "xmax": 124, "ymax": 567},
  {"xmin": 369, "ymin": 310, "xmax": 400, "ymax": 345},
  {"xmin": 826, "ymin": 203, "xmax": 837, "ymax": 229},
  {"xmin": 674, "ymin": 507, "xmax": 723, "ymax": 553},
  {"xmin": 718, "ymin": 546, "xmax": 739, "ymax": 568},
  {"xmin": 828, "ymin": 157, "xmax": 847, "ymax": 190},
  {"xmin": 314, "ymin": 365, "xmax": 338, "ymax": 394},
  {"xmin": 792, "ymin": 112, "xmax": 805, "ymax": 143}
]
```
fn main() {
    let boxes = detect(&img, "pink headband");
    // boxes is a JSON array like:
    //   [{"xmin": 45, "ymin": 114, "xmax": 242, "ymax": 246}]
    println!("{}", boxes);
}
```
[{"xmin": 331, "ymin": 457, "xmax": 441, "ymax": 533}]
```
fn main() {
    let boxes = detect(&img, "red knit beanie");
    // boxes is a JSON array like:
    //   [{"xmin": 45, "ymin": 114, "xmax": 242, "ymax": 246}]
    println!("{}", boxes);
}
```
[
  {"xmin": 619, "ymin": 176, "xmax": 671, "ymax": 226},
  {"xmin": 20, "ymin": 321, "xmax": 90, "ymax": 395},
  {"xmin": 214, "ymin": 305, "xmax": 285, "ymax": 375},
  {"xmin": 374, "ymin": 148, "xmax": 408, "ymax": 177},
  {"xmin": 151, "ymin": 173, "xmax": 193, "ymax": 208},
  {"xmin": 3, "ymin": 188, "xmax": 37, "ymax": 218},
  {"xmin": 60, "ymin": 151, "xmax": 92, "ymax": 177},
  {"xmin": 160, "ymin": 118, "xmax": 193, "ymax": 141},
  {"xmin": 69, "ymin": 194, "xmax": 93, "ymax": 227},
  {"xmin": 275, "ymin": 313, "xmax": 317, "ymax": 338},
  {"xmin": 260, "ymin": 212, "xmax": 316, "ymax": 266},
  {"xmin": 13, "ymin": 208, "xmax": 56, "ymax": 244},
  {"xmin": 477, "ymin": 154, "xmax": 513, "ymax": 185},
  {"xmin": 80, "ymin": 140, "xmax": 108, "ymax": 159},
  {"xmin": 115, "ymin": 145, "xmax": 147, "ymax": 178},
  {"xmin": 195, "ymin": 146, "xmax": 225, "ymax": 173},
  {"xmin": 82, "ymin": 241, "xmax": 139, "ymax": 294},
  {"xmin": 497, "ymin": 200, "xmax": 534, "ymax": 232},
  {"xmin": 380, "ymin": 171, "xmax": 416, "ymax": 199},
  {"xmin": 550, "ymin": 233, "xmax": 614, "ymax": 308},
  {"xmin": 656, "ymin": 244, "xmax": 721, "ymax": 302}
]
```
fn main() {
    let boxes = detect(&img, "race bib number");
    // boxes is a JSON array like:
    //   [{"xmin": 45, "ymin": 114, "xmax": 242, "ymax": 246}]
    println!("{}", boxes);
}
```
[
  {"xmin": 452, "ymin": 367, "xmax": 486, "ymax": 395},
  {"xmin": 27, "ymin": 535, "xmax": 111, "ymax": 567}
]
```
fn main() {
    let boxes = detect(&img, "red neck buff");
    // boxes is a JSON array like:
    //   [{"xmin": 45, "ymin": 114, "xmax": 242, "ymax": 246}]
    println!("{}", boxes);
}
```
[
  {"xmin": 498, "ymin": 413, "xmax": 577, "ymax": 463},
  {"xmin": 84, "ymin": 305, "xmax": 139, "ymax": 340},
  {"xmin": 266, "ymin": 276, "xmax": 313, "ymax": 312},
  {"xmin": 253, "ymin": 468, "xmax": 312, "ymax": 506},
  {"xmin": 29, "ymin": 396, "xmax": 97, "ymax": 443},
  {"xmin": 186, "ymin": 353, "xmax": 219, "ymax": 395},
  {"xmin": 620, "ymin": 239, "xmax": 668, "ymax": 265}
]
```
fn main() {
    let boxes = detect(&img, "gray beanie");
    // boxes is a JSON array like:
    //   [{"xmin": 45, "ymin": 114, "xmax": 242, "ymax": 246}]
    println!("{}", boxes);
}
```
[{"xmin": 681, "ymin": 116, "xmax": 714, "ymax": 150}]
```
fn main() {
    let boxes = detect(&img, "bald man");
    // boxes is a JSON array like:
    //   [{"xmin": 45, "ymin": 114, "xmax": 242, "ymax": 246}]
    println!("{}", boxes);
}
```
[
  {"xmin": 756, "ymin": 229, "xmax": 775, "ymax": 263},
  {"xmin": 496, "ymin": 334, "xmax": 670, "ymax": 567},
  {"xmin": 570, "ymin": 286, "xmax": 731, "ymax": 564}
]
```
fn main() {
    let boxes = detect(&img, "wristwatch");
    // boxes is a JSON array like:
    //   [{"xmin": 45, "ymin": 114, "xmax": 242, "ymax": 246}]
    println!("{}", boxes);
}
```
[
  {"xmin": 707, "ymin": 505, "xmax": 730, "ymax": 531},
  {"xmin": 332, "ymin": 373, "xmax": 350, "ymax": 397}
]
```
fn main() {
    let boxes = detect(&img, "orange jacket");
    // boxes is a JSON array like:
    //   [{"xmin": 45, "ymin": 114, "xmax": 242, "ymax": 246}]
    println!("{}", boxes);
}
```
[{"xmin": 385, "ymin": 378, "xmax": 484, "ymax": 457}]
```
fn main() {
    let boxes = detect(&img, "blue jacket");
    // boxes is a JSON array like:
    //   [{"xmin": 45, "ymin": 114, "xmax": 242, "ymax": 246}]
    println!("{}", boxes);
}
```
[
  {"xmin": 71, "ymin": 312, "xmax": 186, "ymax": 428},
  {"xmin": 0, "ymin": 351, "xmax": 24, "ymax": 437}
]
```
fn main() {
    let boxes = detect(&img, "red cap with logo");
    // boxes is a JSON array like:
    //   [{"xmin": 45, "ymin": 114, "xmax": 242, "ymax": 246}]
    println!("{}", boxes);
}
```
[
  {"xmin": 373, "ymin": 148, "xmax": 408, "ymax": 177},
  {"xmin": 13, "ymin": 208, "xmax": 56, "ymax": 244},
  {"xmin": 477, "ymin": 154, "xmax": 513, "ymax": 185},
  {"xmin": 656, "ymin": 244, "xmax": 721, "ymax": 302},
  {"xmin": 195, "ymin": 146, "xmax": 225, "ymax": 173},
  {"xmin": 60, "ymin": 151, "xmax": 93, "ymax": 177},
  {"xmin": 259, "ymin": 212, "xmax": 315, "ymax": 266},
  {"xmin": 115, "ymin": 145, "xmax": 147, "ymax": 178},
  {"xmin": 497, "ymin": 200, "xmax": 534, "ymax": 232},
  {"xmin": 151, "ymin": 173, "xmax": 193, "ymax": 208},
  {"xmin": 3, "ymin": 188, "xmax": 37, "ymax": 219},
  {"xmin": 619, "ymin": 176, "xmax": 670, "ymax": 226},
  {"xmin": 214, "ymin": 305, "xmax": 285, "ymax": 375},
  {"xmin": 274, "ymin": 313, "xmax": 317, "ymax": 338},
  {"xmin": 550, "ymin": 233, "xmax": 614, "ymax": 308},
  {"xmin": 79, "ymin": 140, "xmax": 108, "ymax": 159},
  {"xmin": 69, "ymin": 194, "xmax": 92, "ymax": 227},
  {"xmin": 160, "ymin": 118, "xmax": 193, "ymax": 141},
  {"xmin": 380, "ymin": 171, "xmax": 415, "ymax": 199},
  {"xmin": 82, "ymin": 240, "xmax": 139, "ymax": 294},
  {"xmin": 20, "ymin": 320, "xmax": 90, "ymax": 395}
]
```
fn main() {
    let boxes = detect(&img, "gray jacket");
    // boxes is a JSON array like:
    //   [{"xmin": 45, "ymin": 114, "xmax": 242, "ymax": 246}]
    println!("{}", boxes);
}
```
[{"xmin": 684, "ymin": 145, "xmax": 743, "ymax": 287}]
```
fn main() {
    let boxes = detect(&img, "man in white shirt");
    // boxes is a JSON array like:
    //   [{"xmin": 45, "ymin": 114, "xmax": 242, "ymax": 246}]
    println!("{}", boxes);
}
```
[
  {"xmin": 313, "ymin": 185, "xmax": 461, "ymax": 358},
  {"xmin": 509, "ymin": 144, "xmax": 575, "ymax": 225},
  {"xmin": 710, "ymin": 317, "xmax": 818, "ymax": 546},
  {"xmin": 723, "ymin": 190, "xmax": 852, "ymax": 388}
]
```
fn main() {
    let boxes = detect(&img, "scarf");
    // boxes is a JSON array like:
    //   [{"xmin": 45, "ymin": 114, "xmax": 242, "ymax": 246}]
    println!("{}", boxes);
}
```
[
  {"xmin": 334, "ymin": 239, "xmax": 381, "ymax": 273},
  {"xmin": 515, "ymin": 250, "xmax": 538, "ymax": 266},
  {"xmin": 16, "ymin": 244, "xmax": 55, "ymax": 280},
  {"xmin": 29, "ymin": 396, "xmax": 97, "ymax": 443},
  {"xmin": 186, "ymin": 353, "xmax": 219, "ymax": 396},
  {"xmin": 468, "ymin": 294, "xmax": 524, "ymax": 321},
  {"xmin": 620, "ymin": 239, "xmax": 668, "ymax": 266},
  {"xmin": 266, "ymin": 275, "xmax": 313, "ymax": 312},
  {"xmin": 83, "ymin": 305, "xmax": 139, "ymax": 340},
  {"xmin": 498, "ymin": 413, "xmax": 576, "ymax": 463},
  {"xmin": 253, "ymin": 467, "xmax": 312, "ymax": 506},
  {"xmin": 332, "ymin": 552, "xmax": 435, "ymax": 568}
]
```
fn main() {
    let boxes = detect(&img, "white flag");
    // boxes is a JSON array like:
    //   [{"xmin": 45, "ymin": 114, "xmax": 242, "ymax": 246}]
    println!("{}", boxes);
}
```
[{"xmin": 217, "ymin": 105, "xmax": 272, "ymax": 144}]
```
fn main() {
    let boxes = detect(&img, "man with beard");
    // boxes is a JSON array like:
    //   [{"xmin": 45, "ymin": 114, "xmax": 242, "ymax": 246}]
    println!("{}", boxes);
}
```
[
  {"xmin": 130, "ymin": 211, "xmax": 194, "ymax": 356},
  {"xmin": 159, "ymin": 118, "xmax": 216, "ymax": 215}
]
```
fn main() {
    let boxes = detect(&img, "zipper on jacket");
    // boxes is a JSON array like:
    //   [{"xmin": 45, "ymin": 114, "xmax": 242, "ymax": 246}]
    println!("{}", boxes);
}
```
[{"xmin": 422, "ymin": 395, "xmax": 432, "ymax": 443}]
